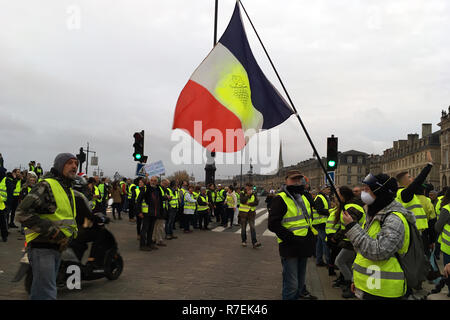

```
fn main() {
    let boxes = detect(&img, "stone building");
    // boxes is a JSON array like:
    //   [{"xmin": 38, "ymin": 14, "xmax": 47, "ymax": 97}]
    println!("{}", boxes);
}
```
[
  {"xmin": 379, "ymin": 123, "xmax": 441, "ymax": 189},
  {"xmin": 335, "ymin": 150, "xmax": 370, "ymax": 187},
  {"xmin": 438, "ymin": 107, "xmax": 450, "ymax": 188}
]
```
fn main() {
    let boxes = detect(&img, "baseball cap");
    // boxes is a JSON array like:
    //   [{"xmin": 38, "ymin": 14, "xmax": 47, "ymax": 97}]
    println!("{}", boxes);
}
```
[{"xmin": 285, "ymin": 170, "xmax": 303, "ymax": 179}]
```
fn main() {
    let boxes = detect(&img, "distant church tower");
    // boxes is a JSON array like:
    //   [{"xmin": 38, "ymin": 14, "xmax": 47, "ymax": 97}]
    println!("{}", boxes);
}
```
[{"xmin": 277, "ymin": 140, "xmax": 284, "ymax": 175}]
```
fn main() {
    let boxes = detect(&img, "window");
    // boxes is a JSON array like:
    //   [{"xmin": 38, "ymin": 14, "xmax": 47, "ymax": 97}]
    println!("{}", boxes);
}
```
[
  {"xmin": 358, "ymin": 166, "xmax": 362, "ymax": 173},
  {"xmin": 347, "ymin": 166, "xmax": 352, "ymax": 173},
  {"xmin": 347, "ymin": 175, "xmax": 352, "ymax": 185},
  {"xmin": 357, "ymin": 156, "xmax": 363, "ymax": 164}
]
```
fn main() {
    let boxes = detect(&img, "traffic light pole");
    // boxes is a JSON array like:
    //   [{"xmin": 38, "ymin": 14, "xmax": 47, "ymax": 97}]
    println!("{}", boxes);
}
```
[
  {"xmin": 238, "ymin": 0, "xmax": 343, "ymax": 207},
  {"xmin": 84, "ymin": 142, "xmax": 96, "ymax": 176}
]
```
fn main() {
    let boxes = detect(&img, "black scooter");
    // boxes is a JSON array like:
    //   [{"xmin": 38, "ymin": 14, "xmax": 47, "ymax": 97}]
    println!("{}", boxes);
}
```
[{"xmin": 12, "ymin": 214, "xmax": 123, "ymax": 293}]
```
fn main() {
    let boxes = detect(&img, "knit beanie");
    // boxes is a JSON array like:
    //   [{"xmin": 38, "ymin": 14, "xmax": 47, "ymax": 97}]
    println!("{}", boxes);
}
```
[{"xmin": 53, "ymin": 153, "xmax": 77, "ymax": 175}]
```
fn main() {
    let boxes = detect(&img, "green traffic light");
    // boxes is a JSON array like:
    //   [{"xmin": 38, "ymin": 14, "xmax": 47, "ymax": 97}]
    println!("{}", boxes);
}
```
[
  {"xmin": 328, "ymin": 160, "xmax": 336, "ymax": 167},
  {"xmin": 135, "ymin": 154, "xmax": 142, "ymax": 160}
]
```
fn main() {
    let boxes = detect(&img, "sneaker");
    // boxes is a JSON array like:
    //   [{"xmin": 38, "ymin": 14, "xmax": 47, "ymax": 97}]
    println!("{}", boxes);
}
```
[
  {"xmin": 140, "ymin": 246, "xmax": 152, "ymax": 251},
  {"xmin": 171, "ymin": 235, "xmax": 178, "ymax": 239},
  {"xmin": 9, "ymin": 224, "xmax": 18, "ymax": 228},
  {"xmin": 299, "ymin": 290, "xmax": 318, "ymax": 300},
  {"xmin": 150, "ymin": 244, "xmax": 159, "ymax": 250},
  {"xmin": 242, "ymin": 242, "xmax": 247, "ymax": 247},
  {"xmin": 156, "ymin": 242, "xmax": 167, "ymax": 247},
  {"xmin": 252, "ymin": 242, "xmax": 262, "ymax": 249}
]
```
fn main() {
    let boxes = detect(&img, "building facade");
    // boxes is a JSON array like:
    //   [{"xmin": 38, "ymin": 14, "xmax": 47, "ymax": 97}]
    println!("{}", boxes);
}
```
[
  {"xmin": 379, "ymin": 123, "xmax": 441, "ymax": 189},
  {"xmin": 438, "ymin": 107, "xmax": 450, "ymax": 188}
]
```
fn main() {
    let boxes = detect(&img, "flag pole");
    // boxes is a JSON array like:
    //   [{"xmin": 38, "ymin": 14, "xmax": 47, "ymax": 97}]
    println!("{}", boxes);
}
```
[
  {"xmin": 238, "ymin": 0, "xmax": 342, "ymax": 206},
  {"xmin": 214, "ymin": 0, "xmax": 218, "ymax": 46}
]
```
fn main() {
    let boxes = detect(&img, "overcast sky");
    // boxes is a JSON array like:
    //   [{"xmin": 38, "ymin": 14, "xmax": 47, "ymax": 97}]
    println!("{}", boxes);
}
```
[{"xmin": 1, "ymin": 0, "xmax": 449, "ymax": 180}]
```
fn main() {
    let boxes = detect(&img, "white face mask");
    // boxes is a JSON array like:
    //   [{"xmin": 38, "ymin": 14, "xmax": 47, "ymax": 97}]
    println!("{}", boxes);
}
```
[{"xmin": 361, "ymin": 191, "xmax": 376, "ymax": 205}]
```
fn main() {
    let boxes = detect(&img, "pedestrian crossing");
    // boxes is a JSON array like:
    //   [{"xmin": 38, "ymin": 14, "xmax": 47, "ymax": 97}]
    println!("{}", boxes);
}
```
[{"xmin": 211, "ymin": 207, "xmax": 276, "ymax": 237}]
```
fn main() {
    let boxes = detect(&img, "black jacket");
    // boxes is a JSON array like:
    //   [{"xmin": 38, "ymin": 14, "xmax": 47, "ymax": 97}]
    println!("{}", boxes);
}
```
[
  {"xmin": 399, "ymin": 164, "xmax": 432, "ymax": 203},
  {"xmin": 268, "ymin": 185, "xmax": 315, "ymax": 258},
  {"xmin": 137, "ymin": 184, "xmax": 165, "ymax": 219}
]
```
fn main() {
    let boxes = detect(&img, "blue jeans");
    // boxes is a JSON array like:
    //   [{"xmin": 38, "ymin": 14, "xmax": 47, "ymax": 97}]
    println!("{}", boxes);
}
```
[
  {"xmin": 165, "ymin": 208, "xmax": 177, "ymax": 236},
  {"xmin": 316, "ymin": 228, "xmax": 330, "ymax": 264},
  {"xmin": 281, "ymin": 256, "xmax": 308, "ymax": 300},
  {"xmin": 28, "ymin": 248, "xmax": 61, "ymax": 300},
  {"xmin": 240, "ymin": 213, "xmax": 257, "ymax": 244}
]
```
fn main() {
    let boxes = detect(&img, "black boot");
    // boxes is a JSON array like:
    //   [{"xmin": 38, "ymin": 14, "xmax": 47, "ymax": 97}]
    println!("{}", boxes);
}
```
[
  {"xmin": 328, "ymin": 264, "xmax": 336, "ymax": 276},
  {"xmin": 341, "ymin": 281, "xmax": 355, "ymax": 299},
  {"xmin": 332, "ymin": 274, "xmax": 345, "ymax": 288}
]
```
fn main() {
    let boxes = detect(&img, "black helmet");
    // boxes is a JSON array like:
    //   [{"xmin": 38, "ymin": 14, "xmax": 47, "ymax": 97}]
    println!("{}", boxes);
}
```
[{"xmin": 73, "ymin": 175, "xmax": 88, "ymax": 192}]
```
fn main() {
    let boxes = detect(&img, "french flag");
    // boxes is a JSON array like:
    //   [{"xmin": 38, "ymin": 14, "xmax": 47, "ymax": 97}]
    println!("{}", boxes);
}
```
[{"xmin": 172, "ymin": 2, "xmax": 293, "ymax": 153}]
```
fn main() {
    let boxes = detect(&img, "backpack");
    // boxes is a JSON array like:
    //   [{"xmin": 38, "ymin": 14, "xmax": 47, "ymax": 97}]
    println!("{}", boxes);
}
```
[{"xmin": 381, "ymin": 212, "xmax": 431, "ymax": 290}]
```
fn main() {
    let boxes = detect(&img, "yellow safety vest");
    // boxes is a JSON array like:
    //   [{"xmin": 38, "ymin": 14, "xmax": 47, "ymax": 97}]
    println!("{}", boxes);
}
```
[
  {"xmin": 13, "ymin": 180, "xmax": 21, "ymax": 197},
  {"xmin": 0, "ymin": 193, "xmax": 5, "ymax": 210},
  {"xmin": 312, "ymin": 194, "xmax": 329, "ymax": 225},
  {"xmin": 98, "ymin": 183, "xmax": 105, "ymax": 200},
  {"xmin": 439, "ymin": 204, "xmax": 450, "ymax": 255},
  {"xmin": 193, "ymin": 191, "xmax": 199, "ymax": 200},
  {"xmin": 239, "ymin": 194, "xmax": 256, "ymax": 212},
  {"xmin": 0, "ymin": 177, "xmax": 7, "ymax": 201},
  {"xmin": 435, "ymin": 195, "xmax": 444, "ymax": 219},
  {"xmin": 353, "ymin": 211, "xmax": 409, "ymax": 298},
  {"xmin": 276, "ymin": 192, "xmax": 317, "ymax": 244},
  {"xmin": 168, "ymin": 188, "xmax": 179, "ymax": 209},
  {"xmin": 184, "ymin": 192, "xmax": 196, "ymax": 210},
  {"xmin": 325, "ymin": 207, "xmax": 340, "ymax": 235},
  {"xmin": 197, "ymin": 195, "xmax": 209, "ymax": 211},
  {"xmin": 396, "ymin": 188, "xmax": 428, "ymax": 231},
  {"xmin": 159, "ymin": 186, "xmax": 168, "ymax": 210},
  {"xmin": 137, "ymin": 187, "xmax": 149, "ymax": 214},
  {"xmin": 226, "ymin": 193, "xmax": 235, "ymax": 208},
  {"xmin": 215, "ymin": 189, "xmax": 225, "ymax": 202},
  {"xmin": 128, "ymin": 184, "xmax": 136, "ymax": 200},
  {"xmin": 340, "ymin": 203, "xmax": 366, "ymax": 242},
  {"xmin": 236, "ymin": 192, "xmax": 240, "ymax": 205},
  {"xmin": 25, "ymin": 178, "xmax": 78, "ymax": 243}
]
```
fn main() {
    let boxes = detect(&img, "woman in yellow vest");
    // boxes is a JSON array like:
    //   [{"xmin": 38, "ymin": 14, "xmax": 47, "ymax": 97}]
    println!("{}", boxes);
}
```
[
  {"xmin": 333, "ymin": 186, "xmax": 366, "ymax": 299},
  {"xmin": 342, "ymin": 173, "xmax": 413, "ymax": 300},
  {"xmin": 434, "ymin": 187, "xmax": 450, "ymax": 294}
]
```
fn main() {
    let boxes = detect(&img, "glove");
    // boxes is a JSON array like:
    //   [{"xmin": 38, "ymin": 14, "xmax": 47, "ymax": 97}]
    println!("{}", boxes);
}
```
[{"xmin": 57, "ymin": 237, "xmax": 70, "ymax": 252}]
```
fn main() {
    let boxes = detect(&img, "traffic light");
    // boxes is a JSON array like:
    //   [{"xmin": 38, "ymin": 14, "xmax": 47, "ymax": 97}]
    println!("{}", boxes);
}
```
[
  {"xmin": 76, "ymin": 147, "xmax": 86, "ymax": 172},
  {"xmin": 133, "ymin": 130, "xmax": 145, "ymax": 162},
  {"xmin": 327, "ymin": 135, "xmax": 338, "ymax": 171}
]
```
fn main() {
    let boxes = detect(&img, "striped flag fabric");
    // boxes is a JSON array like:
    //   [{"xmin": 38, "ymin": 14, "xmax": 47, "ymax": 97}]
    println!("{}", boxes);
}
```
[{"xmin": 172, "ymin": 2, "xmax": 294, "ymax": 153}]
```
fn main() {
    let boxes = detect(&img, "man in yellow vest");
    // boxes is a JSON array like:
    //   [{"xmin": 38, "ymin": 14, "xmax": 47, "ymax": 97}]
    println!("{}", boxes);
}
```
[
  {"xmin": 165, "ymin": 180, "xmax": 179, "ymax": 239},
  {"xmin": 342, "ymin": 173, "xmax": 415, "ymax": 300},
  {"xmin": 0, "ymin": 182, "xmax": 7, "ymax": 241},
  {"xmin": 268, "ymin": 170, "xmax": 318, "ymax": 300},
  {"xmin": 434, "ymin": 187, "xmax": 450, "ymax": 295},
  {"xmin": 215, "ymin": 184, "xmax": 227, "ymax": 226},
  {"xmin": 127, "ymin": 178, "xmax": 138, "ymax": 222},
  {"xmin": 16, "ymin": 153, "xmax": 79, "ymax": 300},
  {"xmin": 395, "ymin": 151, "xmax": 433, "ymax": 233},
  {"xmin": 197, "ymin": 187, "xmax": 210, "ymax": 230},
  {"xmin": 35, "ymin": 163, "xmax": 44, "ymax": 178},
  {"xmin": 6, "ymin": 168, "xmax": 22, "ymax": 228},
  {"xmin": 313, "ymin": 184, "xmax": 331, "ymax": 267},
  {"xmin": 238, "ymin": 183, "xmax": 261, "ymax": 248}
]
